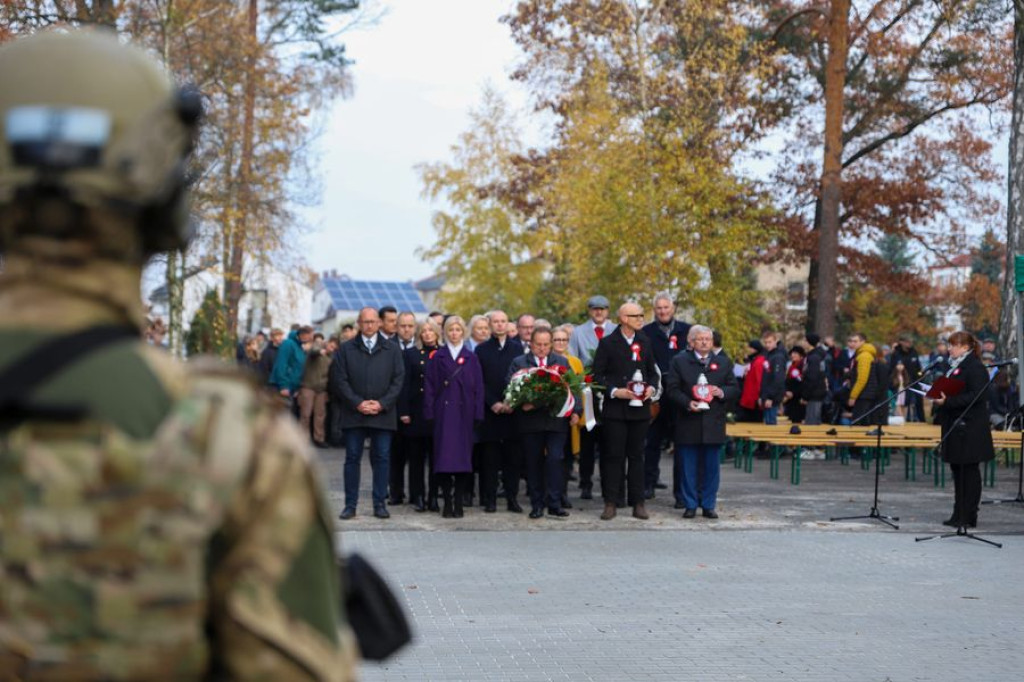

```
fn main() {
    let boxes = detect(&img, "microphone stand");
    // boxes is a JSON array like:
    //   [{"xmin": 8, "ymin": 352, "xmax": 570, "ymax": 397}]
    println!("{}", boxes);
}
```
[
  {"xmin": 981, "ymin": 399, "xmax": 1024, "ymax": 508},
  {"xmin": 915, "ymin": 366, "xmax": 1002, "ymax": 548},
  {"xmin": 828, "ymin": 365, "xmax": 928, "ymax": 530}
]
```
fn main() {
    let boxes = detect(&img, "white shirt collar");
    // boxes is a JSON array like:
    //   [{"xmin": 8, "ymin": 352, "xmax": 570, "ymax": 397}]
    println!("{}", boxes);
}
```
[
  {"xmin": 448, "ymin": 343, "xmax": 464, "ymax": 360},
  {"xmin": 622, "ymin": 333, "xmax": 635, "ymax": 345},
  {"xmin": 361, "ymin": 334, "xmax": 376, "ymax": 348}
]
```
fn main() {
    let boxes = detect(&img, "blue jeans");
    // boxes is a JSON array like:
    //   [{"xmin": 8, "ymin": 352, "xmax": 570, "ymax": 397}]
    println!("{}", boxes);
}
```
[
  {"xmin": 675, "ymin": 443, "xmax": 722, "ymax": 511},
  {"xmin": 762, "ymin": 404, "xmax": 779, "ymax": 425},
  {"xmin": 344, "ymin": 427, "xmax": 393, "ymax": 510}
]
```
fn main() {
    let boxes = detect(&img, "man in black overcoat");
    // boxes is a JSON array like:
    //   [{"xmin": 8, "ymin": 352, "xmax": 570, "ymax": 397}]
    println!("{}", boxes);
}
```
[
  {"xmin": 641, "ymin": 292, "xmax": 690, "ymax": 502},
  {"xmin": 591, "ymin": 302, "xmax": 660, "ymax": 520},
  {"xmin": 475, "ymin": 310, "xmax": 525, "ymax": 512}
]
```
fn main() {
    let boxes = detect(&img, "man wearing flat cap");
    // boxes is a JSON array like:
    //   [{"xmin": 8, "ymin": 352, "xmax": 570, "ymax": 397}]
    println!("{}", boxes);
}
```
[{"xmin": 568, "ymin": 295, "xmax": 614, "ymax": 500}]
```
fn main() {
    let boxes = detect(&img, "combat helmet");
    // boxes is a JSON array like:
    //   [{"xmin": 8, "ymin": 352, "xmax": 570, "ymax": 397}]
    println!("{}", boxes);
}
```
[{"xmin": 0, "ymin": 30, "xmax": 201, "ymax": 263}]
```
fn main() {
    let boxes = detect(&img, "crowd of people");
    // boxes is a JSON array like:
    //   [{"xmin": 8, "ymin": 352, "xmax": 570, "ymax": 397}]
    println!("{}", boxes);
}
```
[{"xmin": 238, "ymin": 296, "xmax": 1012, "ymax": 528}]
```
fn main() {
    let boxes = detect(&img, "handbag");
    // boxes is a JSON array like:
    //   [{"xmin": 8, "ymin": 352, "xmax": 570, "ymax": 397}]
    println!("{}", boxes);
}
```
[{"xmin": 341, "ymin": 553, "xmax": 413, "ymax": 661}]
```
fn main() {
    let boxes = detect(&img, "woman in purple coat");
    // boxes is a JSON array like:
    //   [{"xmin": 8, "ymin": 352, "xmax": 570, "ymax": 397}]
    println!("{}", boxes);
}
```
[{"xmin": 424, "ymin": 315, "xmax": 485, "ymax": 518}]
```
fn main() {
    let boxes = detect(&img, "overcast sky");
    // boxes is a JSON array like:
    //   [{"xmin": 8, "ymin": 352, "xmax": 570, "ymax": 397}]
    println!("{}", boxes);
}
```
[
  {"xmin": 299, "ymin": 0, "xmax": 526, "ymax": 283},
  {"xmin": 298, "ymin": 0, "xmax": 1009, "ymax": 285}
]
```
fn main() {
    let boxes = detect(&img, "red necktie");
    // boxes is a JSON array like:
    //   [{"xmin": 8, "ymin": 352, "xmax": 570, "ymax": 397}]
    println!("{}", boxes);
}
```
[
  {"xmin": 594, "ymin": 326, "xmax": 604, "ymax": 341},
  {"xmin": 539, "ymin": 357, "xmax": 546, "ymax": 367}
]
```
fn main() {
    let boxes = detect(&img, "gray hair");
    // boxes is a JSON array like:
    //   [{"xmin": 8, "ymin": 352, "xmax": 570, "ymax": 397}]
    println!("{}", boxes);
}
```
[
  {"xmin": 688, "ymin": 324, "xmax": 713, "ymax": 343},
  {"xmin": 653, "ymin": 291, "xmax": 674, "ymax": 306}
]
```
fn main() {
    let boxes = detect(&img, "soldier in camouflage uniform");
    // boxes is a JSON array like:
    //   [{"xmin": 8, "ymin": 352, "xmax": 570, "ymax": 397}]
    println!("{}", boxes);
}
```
[{"xmin": 0, "ymin": 31, "xmax": 358, "ymax": 681}]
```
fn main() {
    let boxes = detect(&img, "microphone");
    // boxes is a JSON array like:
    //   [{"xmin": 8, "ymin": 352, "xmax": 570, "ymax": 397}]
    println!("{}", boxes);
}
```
[{"xmin": 985, "ymin": 358, "xmax": 1018, "ymax": 368}]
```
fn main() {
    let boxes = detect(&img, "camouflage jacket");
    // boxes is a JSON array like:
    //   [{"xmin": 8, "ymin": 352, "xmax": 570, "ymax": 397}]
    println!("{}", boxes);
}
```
[{"xmin": 0, "ymin": 330, "xmax": 357, "ymax": 681}]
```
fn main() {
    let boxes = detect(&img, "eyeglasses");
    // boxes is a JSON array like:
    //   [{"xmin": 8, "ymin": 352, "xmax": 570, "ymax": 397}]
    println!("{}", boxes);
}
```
[
  {"xmin": 624, "ymin": 313, "xmax": 644, "ymax": 319},
  {"xmin": 552, "ymin": 337, "xmax": 569, "ymax": 343}
]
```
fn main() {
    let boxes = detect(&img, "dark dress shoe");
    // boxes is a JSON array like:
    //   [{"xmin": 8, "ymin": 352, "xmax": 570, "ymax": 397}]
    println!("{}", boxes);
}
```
[
  {"xmin": 412, "ymin": 497, "xmax": 427, "ymax": 513},
  {"xmin": 580, "ymin": 487, "xmax": 593, "ymax": 500},
  {"xmin": 644, "ymin": 489, "xmax": 655, "ymax": 500},
  {"xmin": 600, "ymin": 503, "xmax": 617, "ymax": 520},
  {"xmin": 942, "ymin": 516, "xmax": 958, "ymax": 527},
  {"xmin": 484, "ymin": 503, "xmax": 497, "ymax": 513},
  {"xmin": 548, "ymin": 507, "xmax": 570, "ymax": 518},
  {"xmin": 388, "ymin": 496, "xmax": 404, "ymax": 506},
  {"xmin": 682, "ymin": 508, "xmax": 697, "ymax": 519},
  {"xmin": 312, "ymin": 441, "xmax": 330, "ymax": 449},
  {"xmin": 673, "ymin": 501, "xmax": 686, "ymax": 510},
  {"xmin": 632, "ymin": 505, "xmax": 649, "ymax": 520},
  {"xmin": 507, "ymin": 499, "xmax": 523, "ymax": 513},
  {"xmin": 373, "ymin": 507, "xmax": 390, "ymax": 519},
  {"xmin": 339, "ymin": 507, "xmax": 356, "ymax": 520},
  {"xmin": 654, "ymin": 482, "xmax": 668, "ymax": 489},
  {"xmin": 529, "ymin": 508, "xmax": 544, "ymax": 519},
  {"xmin": 702, "ymin": 509, "xmax": 719, "ymax": 519},
  {"xmin": 560, "ymin": 496, "xmax": 573, "ymax": 510}
]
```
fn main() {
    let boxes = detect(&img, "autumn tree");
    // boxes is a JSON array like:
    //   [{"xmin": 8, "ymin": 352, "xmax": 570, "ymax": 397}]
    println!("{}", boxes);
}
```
[
  {"xmin": 960, "ymin": 228, "xmax": 1003, "ymax": 336},
  {"xmin": 492, "ymin": 0, "xmax": 779, "ymax": 354},
  {"xmin": 417, "ymin": 89, "xmax": 547, "ymax": 318},
  {"xmin": 1, "ymin": 1, "xmax": 370, "ymax": 354},
  {"xmin": 763, "ymin": 0, "xmax": 1012, "ymax": 336}
]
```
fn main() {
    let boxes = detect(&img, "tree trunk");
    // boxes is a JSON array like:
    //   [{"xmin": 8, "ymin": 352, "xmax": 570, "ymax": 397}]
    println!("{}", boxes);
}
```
[
  {"xmin": 806, "ymin": 196, "xmax": 822, "ymax": 332},
  {"xmin": 999, "ymin": 1, "xmax": 1024, "ymax": 361},
  {"xmin": 225, "ymin": 0, "xmax": 258, "ymax": 341},
  {"xmin": 813, "ymin": 0, "xmax": 850, "ymax": 338},
  {"xmin": 166, "ymin": 249, "xmax": 185, "ymax": 356}
]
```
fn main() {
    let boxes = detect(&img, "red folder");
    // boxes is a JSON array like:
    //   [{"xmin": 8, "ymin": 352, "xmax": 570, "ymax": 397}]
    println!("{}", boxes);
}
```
[{"xmin": 926, "ymin": 376, "xmax": 965, "ymax": 399}]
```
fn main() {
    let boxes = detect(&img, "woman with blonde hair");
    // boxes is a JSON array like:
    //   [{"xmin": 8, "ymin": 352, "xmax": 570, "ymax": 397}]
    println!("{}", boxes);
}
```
[{"xmin": 424, "ymin": 316, "xmax": 484, "ymax": 518}]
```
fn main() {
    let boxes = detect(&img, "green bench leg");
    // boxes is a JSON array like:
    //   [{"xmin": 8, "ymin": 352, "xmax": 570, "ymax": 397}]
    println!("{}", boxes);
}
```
[
  {"xmin": 791, "ymin": 448, "xmax": 801, "ymax": 485},
  {"xmin": 769, "ymin": 445, "xmax": 780, "ymax": 480}
]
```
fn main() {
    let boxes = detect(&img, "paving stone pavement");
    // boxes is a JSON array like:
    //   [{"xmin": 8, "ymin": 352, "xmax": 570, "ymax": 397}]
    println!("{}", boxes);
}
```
[
  {"xmin": 319, "ymin": 446, "xmax": 1024, "ymax": 681},
  {"xmin": 343, "ymin": 530, "xmax": 1024, "ymax": 682}
]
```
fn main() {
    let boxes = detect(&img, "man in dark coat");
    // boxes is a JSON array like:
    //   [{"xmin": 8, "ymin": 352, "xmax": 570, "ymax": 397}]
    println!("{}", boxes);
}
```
[
  {"xmin": 802, "ymin": 332, "xmax": 829, "ymax": 425},
  {"xmin": 664, "ymin": 325, "xmax": 739, "ymax": 518},
  {"xmin": 758, "ymin": 331, "xmax": 787, "ymax": 425},
  {"xmin": 889, "ymin": 333, "xmax": 924, "ymax": 421},
  {"xmin": 932, "ymin": 332, "xmax": 995, "ymax": 528},
  {"xmin": 475, "ymin": 310, "xmax": 525, "ymax": 512},
  {"xmin": 505, "ymin": 328, "xmax": 580, "ymax": 519},
  {"xmin": 641, "ymin": 292, "xmax": 691, "ymax": 501},
  {"xmin": 257, "ymin": 328, "xmax": 284, "ymax": 385},
  {"xmin": 591, "ymin": 302, "xmax": 660, "ymax": 520},
  {"xmin": 330, "ymin": 307, "xmax": 405, "ymax": 520}
]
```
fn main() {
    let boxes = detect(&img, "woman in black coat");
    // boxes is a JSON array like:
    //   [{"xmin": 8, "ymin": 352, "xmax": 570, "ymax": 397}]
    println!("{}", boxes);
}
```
[
  {"xmin": 931, "ymin": 330, "xmax": 995, "ymax": 528},
  {"xmin": 398, "ymin": 321, "xmax": 441, "ymax": 512}
]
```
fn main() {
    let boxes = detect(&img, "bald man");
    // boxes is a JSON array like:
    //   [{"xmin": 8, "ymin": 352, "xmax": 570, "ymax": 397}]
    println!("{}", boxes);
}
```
[{"xmin": 591, "ymin": 302, "xmax": 661, "ymax": 520}]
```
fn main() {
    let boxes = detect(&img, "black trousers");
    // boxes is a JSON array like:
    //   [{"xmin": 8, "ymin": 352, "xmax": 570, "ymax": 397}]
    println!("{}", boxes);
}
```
[
  {"xmin": 602, "ymin": 419, "xmax": 648, "ymax": 505},
  {"xmin": 643, "ymin": 407, "xmax": 673, "ymax": 491},
  {"xmin": 950, "ymin": 461, "xmax": 982, "ymax": 525},
  {"xmin": 389, "ymin": 432, "xmax": 409, "ymax": 500},
  {"xmin": 406, "ymin": 435, "xmax": 435, "ymax": 503},
  {"xmin": 481, "ymin": 439, "xmax": 523, "ymax": 503},
  {"xmin": 578, "ymin": 425, "xmax": 600, "ymax": 491},
  {"xmin": 522, "ymin": 430, "xmax": 567, "ymax": 511}
]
